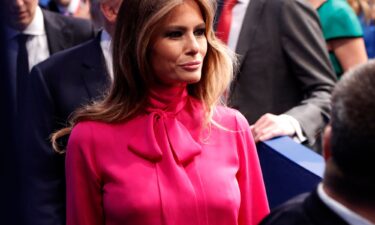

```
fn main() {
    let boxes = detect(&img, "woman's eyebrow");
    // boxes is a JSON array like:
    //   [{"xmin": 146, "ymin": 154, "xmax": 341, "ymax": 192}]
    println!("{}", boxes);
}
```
[{"xmin": 165, "ymin": 22, "xmax": 206, "ymax": 30}]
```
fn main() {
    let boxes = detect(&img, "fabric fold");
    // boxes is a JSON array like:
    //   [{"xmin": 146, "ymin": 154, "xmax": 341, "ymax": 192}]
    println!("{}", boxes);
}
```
[{"xmin": 128, "ymin": 85, "xmax": 202, "ymax": 164}]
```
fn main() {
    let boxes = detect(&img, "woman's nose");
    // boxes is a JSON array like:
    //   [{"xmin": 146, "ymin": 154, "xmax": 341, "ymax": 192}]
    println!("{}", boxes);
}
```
[{"xmin": 185, "ymin": 35, "xmax": 200, "ymax": 55}]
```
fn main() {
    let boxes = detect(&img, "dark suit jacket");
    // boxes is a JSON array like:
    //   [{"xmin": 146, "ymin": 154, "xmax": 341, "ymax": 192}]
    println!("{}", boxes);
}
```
[
  {"xmin": 1, "ymin": 17, "xmax": 22, "ymax": 225},
  {"xmin": 223, "ymin": 0, "xmax": 336, "ymax": 149},
  {"xmin": 22, "ymin": 34, "xmax": 110, "ymax": 225},
  {"xmin": 259, "ymin": 189, "xmax": 350, "ymax": 225}
]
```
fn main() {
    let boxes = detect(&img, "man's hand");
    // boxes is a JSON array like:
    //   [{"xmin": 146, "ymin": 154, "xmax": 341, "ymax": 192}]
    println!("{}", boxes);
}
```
[{"xmin": 250, "ymin": 113, "xmax": 296, "ymax": 142}]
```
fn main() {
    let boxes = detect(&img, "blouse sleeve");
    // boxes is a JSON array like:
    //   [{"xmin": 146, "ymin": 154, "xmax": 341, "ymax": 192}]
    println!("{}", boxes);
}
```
[
  {"xmin": 66, "ymin": 122, "xmax": 104, "ymax": 225},
  {"xmin": 318, "ymin": 1, "xmax": 363, "ymax": 40},
  {"xmin": 235, "ymin": 112, "xmax": 270, "ymax": 225}
]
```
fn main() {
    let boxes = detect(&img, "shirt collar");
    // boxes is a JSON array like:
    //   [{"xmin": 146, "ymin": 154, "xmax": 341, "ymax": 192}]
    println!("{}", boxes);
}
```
[
  {"xmin": 318, "ymin": 183, "xmax": 375, "ymax": 225},
  {"xmin": 100, "ymin": 29, "xmax": 112, "ymax": 48},
  {"xmin": 24, "ymin": 6, "xmax": 45, "ymax": 36},
  {"xmin": 237, "ymin": 0, "xmax": 250, "ymax": 4}
]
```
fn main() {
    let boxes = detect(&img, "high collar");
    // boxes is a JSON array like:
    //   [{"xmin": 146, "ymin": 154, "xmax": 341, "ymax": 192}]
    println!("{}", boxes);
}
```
[
  {"xmin": 128, "ymin": 83, "xmax": 202, "ymax": 164},
  {"xmin": 146, "ymin": 84, "xmax": 188, "ymax": 116}
]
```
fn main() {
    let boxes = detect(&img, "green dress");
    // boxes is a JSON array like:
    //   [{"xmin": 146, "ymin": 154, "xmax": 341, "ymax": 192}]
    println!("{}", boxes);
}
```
[{"xmin": 317, "ymin": 0, "xmax": 363, "ymax": 76}]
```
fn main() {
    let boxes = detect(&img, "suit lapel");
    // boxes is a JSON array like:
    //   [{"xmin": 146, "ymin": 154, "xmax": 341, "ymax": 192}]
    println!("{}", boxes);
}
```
[
  {"xmin": 43, "ymin": 10, "xmax": 71, "ymax": 54},
  {"xmin": 236, "ymin": 0, "xmax": 266, "ymax": 61},
  {"xmin": 80, "ymin": 33, "xmax": 110, "ymax": 100}
]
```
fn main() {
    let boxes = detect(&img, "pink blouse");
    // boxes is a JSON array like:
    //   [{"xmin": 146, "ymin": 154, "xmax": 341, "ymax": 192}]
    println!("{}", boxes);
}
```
[{"xmin": 66, "ymin": 85, "xmax": 269, "ymax": 225}]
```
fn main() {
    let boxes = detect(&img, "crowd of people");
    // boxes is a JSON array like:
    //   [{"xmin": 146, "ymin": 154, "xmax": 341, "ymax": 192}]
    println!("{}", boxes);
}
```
[{"xmin": 0, "ymin": 0, "xmax": 374, "ymax": 225}]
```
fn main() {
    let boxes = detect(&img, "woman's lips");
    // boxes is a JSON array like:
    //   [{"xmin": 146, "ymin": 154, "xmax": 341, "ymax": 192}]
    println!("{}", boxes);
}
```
[{"xmin": 179, "ymin": 61, "xmax": 201, "ymax": 71}]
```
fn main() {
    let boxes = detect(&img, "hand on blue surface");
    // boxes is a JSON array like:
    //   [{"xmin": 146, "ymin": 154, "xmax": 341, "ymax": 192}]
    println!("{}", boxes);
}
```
[{"xmin": 250, "ymin": 113, "xmax": 296, "ymax": 142}]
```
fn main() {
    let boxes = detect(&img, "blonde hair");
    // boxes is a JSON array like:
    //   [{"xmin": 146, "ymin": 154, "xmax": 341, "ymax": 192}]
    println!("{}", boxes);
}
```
[
  {"xmin": 52, "ymin": 0, "xmax": 236, "ymax": 152},
  {"xmin": 348, "ymin": 0, "xmax": 375, "ymax": 22}
]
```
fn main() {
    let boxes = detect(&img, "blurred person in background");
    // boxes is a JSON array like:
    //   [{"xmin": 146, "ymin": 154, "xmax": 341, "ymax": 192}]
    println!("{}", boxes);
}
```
[
  {"xmin": 42, "ymin": 0, "xmax": 91, "ymax": 19},
  {"xmin": 4, "ymin": 0, "xmax": 95, "ymax": 115},
  {"xmin": 2, "ymin": 2, "xmax": 93, "ymax": 222},
  {"xmin": 21, "ymin": 0, "xmax": 121, "ymax": 224},
  {"xmin": 309, "ymin": 0, "xmax": 368, "ymax": 77},
  {"xmin": 216, "ymin": 0, "xmax": 336, "ymax": 152},
  {"xmin": 348, "ymin": 0, "xmax": 375, "ymax": 58}
]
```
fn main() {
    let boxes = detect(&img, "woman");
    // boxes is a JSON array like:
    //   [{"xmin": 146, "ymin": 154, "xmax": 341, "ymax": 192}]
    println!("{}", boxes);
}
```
[
  {"xmin": 52, "ymin": 0, "xmax": 269, "ymax": 224},
  {"xmin": 309, "ymin": 0, "xmax": 368, "ymax": 76},
  {"xmin": 348, "ymin": 0, "xmax": 375, "ymax": 58}
]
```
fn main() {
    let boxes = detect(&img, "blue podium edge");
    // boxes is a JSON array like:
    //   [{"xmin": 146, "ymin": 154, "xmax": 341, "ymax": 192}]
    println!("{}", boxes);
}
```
[{"xmin": 260, "ymin": 136, "xmax": 325, "ymax": 178}]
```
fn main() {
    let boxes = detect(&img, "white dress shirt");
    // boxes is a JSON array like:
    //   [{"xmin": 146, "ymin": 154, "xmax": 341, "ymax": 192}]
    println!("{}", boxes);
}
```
[
  {"xmin": 227, "ymin": 0, "xmax": 250, "ymax": 51},
  {"xmin": 100, "ymin": 29, "xmax": 113, "ymax": 80},
  {"xmin": 318, "ymin": 183, "xmax": 375, "ymax": 225}
]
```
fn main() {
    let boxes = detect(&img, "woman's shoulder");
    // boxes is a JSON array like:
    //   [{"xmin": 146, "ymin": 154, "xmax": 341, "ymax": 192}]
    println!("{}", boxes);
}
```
[
  {"xmin": 213, "ymin": 106, "xmax": 250, "ymax": 130},
  {"xmin": 72, "ymin": 120, "xmax": 113, "ymax": 134},
  {"xmin": 318, "ymin": 0, "xmax": 363, "ymax": 39},
  {"xmin": 70, "ymin": 120, "xmax": 125, "ymax": 145}
]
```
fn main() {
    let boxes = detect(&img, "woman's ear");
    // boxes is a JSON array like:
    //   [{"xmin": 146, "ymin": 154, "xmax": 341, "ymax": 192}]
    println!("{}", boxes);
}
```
[{"xmin": 323, "ymin": 125, "xmax": 332, "ymax": 161}]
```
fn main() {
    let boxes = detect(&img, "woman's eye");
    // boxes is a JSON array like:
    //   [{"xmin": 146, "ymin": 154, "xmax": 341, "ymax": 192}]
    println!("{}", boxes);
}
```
[
  {"xmin": 165, "ymin": 31, "xmax": 183, "ymax": 38},
  {"xmin": 194, "ymin": 28, "xmax": 206, "ymax": 37}
]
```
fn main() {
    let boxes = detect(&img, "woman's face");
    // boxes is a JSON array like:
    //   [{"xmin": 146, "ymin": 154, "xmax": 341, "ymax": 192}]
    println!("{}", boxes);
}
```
[{"xmin": 150, "ymin": 0, "xmax": 207, "ymax": 86}]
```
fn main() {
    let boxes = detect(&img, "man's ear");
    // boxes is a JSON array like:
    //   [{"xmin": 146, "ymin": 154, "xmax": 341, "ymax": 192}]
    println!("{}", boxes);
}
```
[
  {"xmin": 323, "ymin": 125, "xmax": 332, "ymax": 161},
  {"xmin": 100, "ymin": 2, "xmax": 118, "ymax": 23}
]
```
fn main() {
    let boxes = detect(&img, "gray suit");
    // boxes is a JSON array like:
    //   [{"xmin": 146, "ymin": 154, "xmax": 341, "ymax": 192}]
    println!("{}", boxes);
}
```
[{"xmin": 226, "ymin": 0, "xmax": 336, "ymax": 149}]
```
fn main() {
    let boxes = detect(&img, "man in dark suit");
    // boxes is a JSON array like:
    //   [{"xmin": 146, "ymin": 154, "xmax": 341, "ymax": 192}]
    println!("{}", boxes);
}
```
[
  {"xmin": 217, "ymin": 0, "xmax": 336, "ymax": 151},
  {"xmin": 21, "ymin": 0, "xmax": 122, "ymax": 224},
  {"xmin": 259, "ymin": 61, "xmax": 375, "ymax": 225},
  {"xmin": 3, "ymin": 1, "xmax": 94, "ymax": 224},
  {"xmin": 4, "ymin": 0, "xmax": 95, "ymax": 114}
]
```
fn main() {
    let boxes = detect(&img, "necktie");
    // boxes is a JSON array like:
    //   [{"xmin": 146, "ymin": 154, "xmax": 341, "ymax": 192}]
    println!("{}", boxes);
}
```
[
  {"xmin": 16, "ymin": 34, "xmax": 29, "ymax": 112},
  {"xmin": 216, "ymin": 0, "xmax": 237, "ymax": 44}
]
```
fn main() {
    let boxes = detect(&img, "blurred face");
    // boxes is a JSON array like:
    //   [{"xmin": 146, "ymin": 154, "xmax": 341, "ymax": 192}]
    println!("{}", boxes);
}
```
[
  {"xmin": 100, "ymin": 0, "xmax": 123, "ymax": 35},
  {"xmin": 54, "ymin": 0, "xmax": 71, "ymax": 7},
  {"xmin": 150, "ymin": 0, "xmax": 207, "ymax": 86},
  {"xmin": 6, "ymin": 0, "xmax": 38, "ymax": 30}
]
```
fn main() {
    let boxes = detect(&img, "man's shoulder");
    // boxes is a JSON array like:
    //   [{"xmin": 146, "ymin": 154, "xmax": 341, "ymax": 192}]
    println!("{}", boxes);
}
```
[
  {"xmin": 260, "ymin": 193, "xmax": 312, "ymax": 225},
  {"xmin": 42, "ymin": 9, "xmax": 93, "ymax": 30},
  {"xmin": 35, "ymin": 37, "xmax": 99, "ymax": 71}
]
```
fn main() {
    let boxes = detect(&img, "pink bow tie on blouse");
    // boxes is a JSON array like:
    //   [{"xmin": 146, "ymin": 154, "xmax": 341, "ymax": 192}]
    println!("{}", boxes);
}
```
[{"xmin": 128, "ymin": 85, "xmax": 202, "ymax": 164}]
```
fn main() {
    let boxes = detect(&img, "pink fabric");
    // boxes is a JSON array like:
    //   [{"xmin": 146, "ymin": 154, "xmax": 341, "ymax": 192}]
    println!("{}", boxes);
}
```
[{"xmin": 66, "ymin": 85, "xmax": 269, "ymax": 225}]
